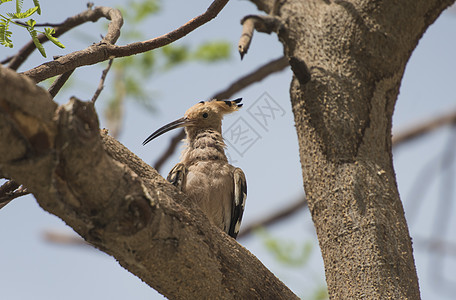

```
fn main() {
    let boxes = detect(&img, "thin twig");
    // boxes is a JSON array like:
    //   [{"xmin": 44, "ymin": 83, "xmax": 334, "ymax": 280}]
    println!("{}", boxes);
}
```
[
  {"xmin": 0, "ymin": 180, "xmax": 29, "ymax": 209},
  {"xmin": 432, "ymin": 125, "xmax": 456, "ymax": 234},
  {"xmin": 213, "ymin": 56, "xmax": 288, "ymax": 100},
  {"xmin": 154, "ymin": 129, "xmax": 186, "ymax": 172},
  {"xmin": 13, "ymin": 20, "xmax": 64, "ymax": 27},
  {"xmin": 8, "ymin": 6, "xmax": 123, "ymax": 71},
  {"xmin": 238, "ymin": 15, "xmax": 281, "ymax": 59},
  {"xmin": 237, "ymin": 196, "xmax": 307, "ymax": 239},
  {"xmin": 414, "ymin": 237, "xmax": 456, "ymax": 256},
  {"xmin": 43, "ymin": 231, "xmax": 91, "ymax": 247},
  {"xmin": 392, "ymin": 110, "xmax": 456, "ymax": 146},
  {"xmin": 104, "ymin": 70, "xmax": 126, "ymax": 139},
  {"xmin": 1, "ymin": 55, "xmax": 14, "ymax": 65},
  {"xmin": 23, "ymin": 0, "xmax": 229, "ymax": 83},
  {"xmin": 152, "ymin": 56, "xmax": 289, "ymax": 172},
  {"xmin": 48, "ymin": 69, "xmax": 75, "ymax": 98},
  {"xmin": 92, "ymin": 58, "xmax": 114, "ymax": 103},
  {"xmin": 238, "ymin": 18, "xmax": 255, "ymax": 59}
]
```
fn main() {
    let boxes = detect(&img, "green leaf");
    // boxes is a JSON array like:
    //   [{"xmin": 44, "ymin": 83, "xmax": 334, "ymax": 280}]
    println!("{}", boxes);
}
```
[
  {"xmin": 118, "ymin": 28, "xmax": 143, "ymax": 41},
  {"xmin": 44, "ymin": 27, "xmax": 65, "ymax": 48},
  {"xmin": 27, "ymin": 25, "xmax": 46, "ymax": 57},
  {"xmin": 193, "ymin": 41, "xmax": 231, "ymax": 62},
  {"xmin": 0, "ymin": 32, "xmax": 13, "ymax": 47},
  {"xmin": 23, "ymin": 5, "xmax": 38, "ymax": 17},
  {"xmin": 0, "ymin": 0, "xmax": 14, "ymax": 4},
  {"xmin": 312, "ymin": 287, "xmax": 329, "ymax": 300},
  {"xmin": 161, "ymin": 44, "xmax": 190, "ymax": 68},
  {"xmin": 26, "ymin": 18, "xmax": 35, "ymax": 28},
  {"xmin": 130, "ymin": 0, "xmax": 159, "ymax": 22},
  {"xmin": 257, "ymin": 228, "xmax": 313, "ymax": 267},
  {"xmin": 140, "ymin": 51, "xmax": 155, "ymax": 73},
  {"xmin": 114, "ymin": 55, "xmax": 134, "ymax": 69},
  {"xmin": 32, "ymin": 0, "xmax": 41, "ymax": 14},
  {"xmin": 16, "ymin": 0, "xmax": 23, "ymax": 13},
  {"xmin": 8, "ymin": 6, "xmax": 38, "ymax": 19},
  {"xmin": 119, "ymin": 0, "xmax": 160, "ymax": 24},
  {"xmin": 0, "ymin": 18, "xmax": 13, "ymax": 47},
  {"xmin": 125, "ymin": 77, "xmax": 147, "ymax": 100}
]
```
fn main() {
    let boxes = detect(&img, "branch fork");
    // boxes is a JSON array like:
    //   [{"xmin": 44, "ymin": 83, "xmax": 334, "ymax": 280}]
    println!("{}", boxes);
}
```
[{"xmin": 238, "ymin": 14, "xmax": 282, "ymax": 59}]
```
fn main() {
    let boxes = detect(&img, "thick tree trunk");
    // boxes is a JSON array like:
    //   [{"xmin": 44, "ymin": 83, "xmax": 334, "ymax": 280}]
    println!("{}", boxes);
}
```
[
  {"xmin": 250, "ymin": 0, "xmax": 455, "ymax": 298},
  {"xmin": 0, "ymin": 66, "xmax": 298, "ymax": 299}
]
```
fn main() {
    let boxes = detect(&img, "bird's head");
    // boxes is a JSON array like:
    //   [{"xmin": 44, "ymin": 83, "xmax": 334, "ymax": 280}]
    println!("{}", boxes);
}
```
[{"xmin": 143, "ymin": 98, "xmax": 243, "ymax": 145}]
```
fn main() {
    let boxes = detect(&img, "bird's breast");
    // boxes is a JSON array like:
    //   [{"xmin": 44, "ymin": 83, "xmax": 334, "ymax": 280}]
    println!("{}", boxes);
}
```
[
  {"xmin": 181, "ymin": 130, "xmax": 228, "ymax": 165},
  {"xmin": 183, "ymin": 162, "xmax": 234, "ymax": 232}
]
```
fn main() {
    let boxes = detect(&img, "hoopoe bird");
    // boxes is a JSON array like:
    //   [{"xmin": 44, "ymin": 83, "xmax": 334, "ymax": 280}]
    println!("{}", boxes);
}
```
[{"xmin": 143, "ymin": 98, "xmax": 247, "ymax": 239}]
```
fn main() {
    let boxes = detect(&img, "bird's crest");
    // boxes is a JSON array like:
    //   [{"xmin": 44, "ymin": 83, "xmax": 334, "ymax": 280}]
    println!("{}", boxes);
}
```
[
  {"xmin": 186, "ymin": 98, "xmax": 243, "ymax": 118},
  {"xmin": 142, "ymin": 98, "xmax": 243, "ymax": 145}
]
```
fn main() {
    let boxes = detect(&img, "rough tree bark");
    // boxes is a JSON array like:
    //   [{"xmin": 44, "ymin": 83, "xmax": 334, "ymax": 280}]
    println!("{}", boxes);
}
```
[{"xmin": 247, "ymin": 0, "xmax": 454, "ymax": 298}]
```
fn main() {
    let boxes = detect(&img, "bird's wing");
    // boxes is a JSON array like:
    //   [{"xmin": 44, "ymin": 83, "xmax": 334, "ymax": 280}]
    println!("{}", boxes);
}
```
[
  {"xmin": 167, "ymin": 163, "xmax": 187, "ymax": 191},
  {"xmin": 228, "ymin": 168, "xmax": 247, "ymax": 239}
]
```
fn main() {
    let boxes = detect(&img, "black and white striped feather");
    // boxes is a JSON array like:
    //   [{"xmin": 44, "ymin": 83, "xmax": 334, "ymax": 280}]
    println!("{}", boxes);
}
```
[{"xmin": 229, "ymin": 168, "xmax": 247, "ymax": 239}]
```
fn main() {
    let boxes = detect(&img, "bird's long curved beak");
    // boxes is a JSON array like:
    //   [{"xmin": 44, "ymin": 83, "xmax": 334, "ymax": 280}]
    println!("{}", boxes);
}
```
[{"xmin": 142, "ymin": 117, "xmax": 190, "ymax": 146}]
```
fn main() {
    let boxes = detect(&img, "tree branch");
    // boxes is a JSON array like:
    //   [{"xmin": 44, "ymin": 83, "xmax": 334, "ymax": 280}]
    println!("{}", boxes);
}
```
[
  {"xmin": 238, "ymin": 17, "xmax": 255, "ymax": 59},
  {"xmin": 7, "ymin": 6, "xmax": 123, "ymax": 71},
  {"xmin": 48, "ymin": 69, "xmax": 75, "ymax": 98},
  {"xmin": 213, "ymin": 56, "xmax": 289, "ymax": 100},
  {"xmin": 0, "ymin": 180, "xmax": 28, "ymax": 209},
  {"xmin": 238, "ymin": 15, "xmax": 282, "ymax": 59},
  {"xmin": 91, "ymin": 59, "xmax": 114, "ymax": 103},
  {"xmin": 393, "ymin": 110, "xmax": 456, "ymax": 146},
  {"xmin": 238, "ymin": 196, "xmax": 307, "ymax": 239},
  {"xmin": 0, "ymin": 65, "xmax": 298, "ymax": 299},
  {"xmin": 248, "ymin": 0, "xmax": 275, "ymax": 14},
  {"xmin": 43, "ymin": 230, "xmax": 91, "ymax": 247},
  {"xmin": 22, "ymin": 0, "xmax": 229, "ymax": 83},
  {"xmin": 414, "ymin": 237, "xmax": 456, "ymax": 257}
]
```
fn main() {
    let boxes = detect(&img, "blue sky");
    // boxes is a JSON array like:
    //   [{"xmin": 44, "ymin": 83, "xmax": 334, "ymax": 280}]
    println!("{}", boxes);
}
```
[{"xmin": 1, "ymin": 1, "xmax": 455, "ymax": 299}]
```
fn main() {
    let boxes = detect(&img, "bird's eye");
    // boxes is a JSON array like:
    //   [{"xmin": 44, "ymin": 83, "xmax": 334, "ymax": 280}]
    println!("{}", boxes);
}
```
[{"xmin": 202, "ymin": 112, "xmax": 208, "ymax": 118}]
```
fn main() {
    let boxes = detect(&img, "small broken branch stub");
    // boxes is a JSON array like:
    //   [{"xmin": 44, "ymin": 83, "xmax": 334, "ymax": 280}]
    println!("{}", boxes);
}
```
[{"xmin": 238, "ymin": 15, "xmax": 282, "ymax": 59}]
